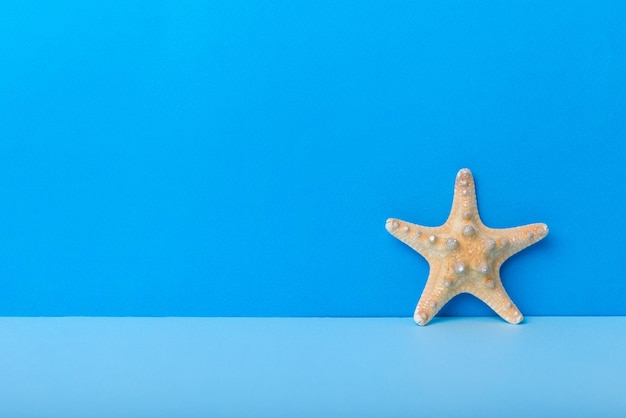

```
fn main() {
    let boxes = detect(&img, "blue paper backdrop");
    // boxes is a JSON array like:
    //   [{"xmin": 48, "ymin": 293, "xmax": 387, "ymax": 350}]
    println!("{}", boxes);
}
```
[{"xmin": 0, "ymin": 1, "xmax": 624, "ymax": 316}]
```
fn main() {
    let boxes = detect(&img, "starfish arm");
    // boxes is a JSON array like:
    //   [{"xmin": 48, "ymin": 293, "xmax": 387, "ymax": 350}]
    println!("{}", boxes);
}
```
[
  {"xmin": 385, "ymin": 218, "xmax": 441, "ymax": 258},
  {"xmin": 466, "ymin": 284, "xmax": 524, "ymax": 324},
  {"xmin": 413, "ymin": 267, "xmax": 459, "ymax": 326},
  {"xmin": 446, "ymin": 168, "xmax": 480, "ymax": 225},
  {"xmin": 489, "ymin": 223, "xmax": 549, "ymax": 260}
]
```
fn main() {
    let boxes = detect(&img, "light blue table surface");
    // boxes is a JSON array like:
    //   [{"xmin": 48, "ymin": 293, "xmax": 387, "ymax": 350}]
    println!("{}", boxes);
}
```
[{"xmin": 1, "ymin": 317, "xmax": 624, "ymax": 417}]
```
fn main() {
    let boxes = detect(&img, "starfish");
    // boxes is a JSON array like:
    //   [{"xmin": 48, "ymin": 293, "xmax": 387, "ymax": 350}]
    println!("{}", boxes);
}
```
[{"xmin": 386, "ymin": 168, "xmax": 548, "ymax": 326}]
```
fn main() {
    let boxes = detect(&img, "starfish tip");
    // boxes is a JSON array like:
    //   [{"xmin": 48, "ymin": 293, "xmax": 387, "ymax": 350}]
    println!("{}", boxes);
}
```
[
  {"xmin": 414, "ymin": 311, "xmax": 430, "ymax": 326},
  {"xmin": 533, "ymin": 223, "xmax": 549, "ymax": 241},
  {"xmin": 455, "ymin": 168, "xmax": 475, "ymax": 189},
  {"xmin": 385, "ymin": 218, "xmax": 399, "ymax": 232},
  {"xmin": 457, "ymin": 167, "xmax": 473, "ymax": 178}
]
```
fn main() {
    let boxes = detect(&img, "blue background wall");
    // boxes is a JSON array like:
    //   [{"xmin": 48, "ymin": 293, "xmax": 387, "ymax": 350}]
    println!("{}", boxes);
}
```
[{"xmin": 0, "ymin": 1, "xmax": 624, "ymax": 316}]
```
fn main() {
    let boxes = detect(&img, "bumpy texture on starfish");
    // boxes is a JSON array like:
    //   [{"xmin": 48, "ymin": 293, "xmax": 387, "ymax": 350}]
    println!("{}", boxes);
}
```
[{"xmin": 386, "ymin": 168, "xmax": 548, "ymax": 326}]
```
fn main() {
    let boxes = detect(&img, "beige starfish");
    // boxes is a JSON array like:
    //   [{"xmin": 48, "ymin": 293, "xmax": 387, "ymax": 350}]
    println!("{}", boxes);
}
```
[{"xmin": 386, "ymin": 168, "xmax": 548, "ymax": 326}]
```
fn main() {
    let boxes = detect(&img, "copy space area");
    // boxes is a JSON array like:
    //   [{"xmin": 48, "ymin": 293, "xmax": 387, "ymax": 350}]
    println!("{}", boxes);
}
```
[{"xmin": 1, "ymin": 317, "xmax": 624, "ymax": 417}]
